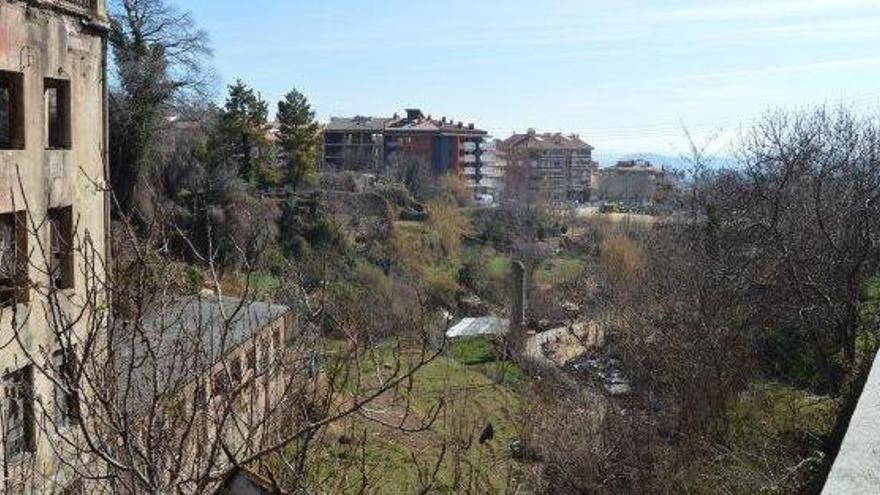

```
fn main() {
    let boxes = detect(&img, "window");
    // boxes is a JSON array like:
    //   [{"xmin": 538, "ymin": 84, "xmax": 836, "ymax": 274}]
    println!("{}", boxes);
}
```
[
  {"xmin": 229, "ymin": 356, "xmax": 242, "ymax": 384},
  {"xmin": 284, "ymin": 313, "xmax": 296, "ymax": 348},
  {"xmin": 45, "ymin": 79, "xmax": 71, "ymax": 150},
  {"xmin": 60, "ymin": 479, "xmax": 84, "ymax": 495},
  {"xmin": 48, "ymin": 207, "xmax": 74, "ymax": 289},
  {"xmin": 52, "ymin": 350, "xmax": 80, "ymax": 426},
  {"xmin": 0, "ymin": 211, "xmax": 28, "ymax": 307},
  {"xmin": 0, "ymin": 71, "xmax": 24, "ymax": 150},
  {"xmin": 271, "ymin": 328, "xmax": 279, "ymax": 352},
  {"xmin": 212, "ymin": 370, "xmax": 229, "ymax": 397},
  {"xmin": 3, "ymin": 365, "xmax": 35, "ymax": 459},
  {"xmin": 194, "ymin": 381, "xmax": 206, "ymax": 408},
  {"xmin": 260, "ymin": 337, "xmax": 270, "ymax": 369},
  {"xmin": 246, "ymin": 346, "xmax": 256, "ymax": 372}
]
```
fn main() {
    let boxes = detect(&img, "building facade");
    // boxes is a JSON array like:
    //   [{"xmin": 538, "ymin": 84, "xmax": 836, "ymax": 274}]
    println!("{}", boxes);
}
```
[
  {"xmin": 499, "ymin": 129, "xmax": 597, "ymax": 203},
  {"xmin": 322, "ymin": 109, "xmax": 487, "ymax": 191},
  {"xmin": 596, "ymin": 159, "xmax": 668, "ymax": 206},
  {"xmin": 469, "ymin": 138, "xmax": 506, "ymax": 202},
  {"xmin": 0, "ymin": 0, "xmax": 109, "ymax": 491}
]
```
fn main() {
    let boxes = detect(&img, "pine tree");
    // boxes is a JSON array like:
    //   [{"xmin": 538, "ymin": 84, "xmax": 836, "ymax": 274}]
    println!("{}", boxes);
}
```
[
  {"xmin": 218, "ymin": 80, "xmax": 269, "ymax": 183},
  {"xmin": 276, "ymin": 89, "xmax": 320, "ymax": 190}
]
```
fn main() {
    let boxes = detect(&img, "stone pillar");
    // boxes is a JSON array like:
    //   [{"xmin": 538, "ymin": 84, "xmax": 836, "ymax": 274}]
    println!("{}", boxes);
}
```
[
  {"xmin": 511, "ymin": 261, "xmax": 527, "ymax": 328},
  {"xmin": 508, "ymin": 260, "xmax": 527, "ymax": 356}
]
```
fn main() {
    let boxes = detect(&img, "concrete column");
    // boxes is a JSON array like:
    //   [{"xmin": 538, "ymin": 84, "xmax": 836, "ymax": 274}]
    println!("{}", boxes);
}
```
[
  {"xmin": 511, "ymin": 261, "xmax": 527, "ymax": 329},
  {"xmin": 508, "ymin": 261, "xmax": 527, "ymax": 356}
]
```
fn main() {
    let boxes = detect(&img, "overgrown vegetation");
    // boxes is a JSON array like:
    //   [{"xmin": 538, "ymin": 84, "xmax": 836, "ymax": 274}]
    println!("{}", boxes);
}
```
[{"xmin": 97, "ymin": 1, "xmax": 880, "ymax": 493}]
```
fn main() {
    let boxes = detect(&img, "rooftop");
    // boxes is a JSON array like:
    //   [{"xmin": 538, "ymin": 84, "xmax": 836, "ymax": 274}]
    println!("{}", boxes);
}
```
[
  {"xmin": 115, "ymin": 294, "xmax": 291, "ymax": 409},
  {"xmin": 501, "ymin": 130, "xmax": 594, "ymax": 151},
  {"xmin": 324, "ymin": 109, "xmax": 486, "ymax": 137},
  {"xmin": 325, "ymin": 116, "xmax": 392, "ymax": 132},
  {"xmin": 446, "ymin": 316, "xmax": 508, "ymax": 339},
  {"xmin": 604, "ymin": 159, "xmax": 665, "ymax": 174}
]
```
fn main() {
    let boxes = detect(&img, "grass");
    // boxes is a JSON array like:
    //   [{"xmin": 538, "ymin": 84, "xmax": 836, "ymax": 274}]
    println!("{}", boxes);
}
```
[
  {"xmin": 305, "ymin": 341, "xmax": 524, "ymax": 493},
  {"xmin": 485, "ymin": 255, "xmax": 512, "ymax": 281},
  {"xmin": 535, "ymin": 257, "xmax": 587, "ymax": 287},
  {"xmin": 449, "ymin": 337, "xmax": 496, "ymax": 365},
  {"xmin": 449, "ymin": 337, "xmax": 528, "ymax": 391},
  {"xmin": 248, "ymin": 272, "xmax": 283, "ymax": 297},
  {"xmin": 681, "ymin": 381, "xmax": 837, "ymax": 494}
]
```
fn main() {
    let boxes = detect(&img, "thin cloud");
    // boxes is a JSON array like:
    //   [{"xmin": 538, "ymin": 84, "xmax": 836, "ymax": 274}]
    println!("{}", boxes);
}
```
[
  {"xmin": 671, "ymin": 56, "xmax": 880, "ymax": 84},
  {"xmin": 651, "ymin": 0, "xmax": 877, "ymax": 23}
]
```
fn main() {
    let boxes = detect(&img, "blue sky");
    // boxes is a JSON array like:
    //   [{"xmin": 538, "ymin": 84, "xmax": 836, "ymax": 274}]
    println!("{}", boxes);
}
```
[{"xmin": 186, "ymin": 0, "xmax": 880, "ymax": 159}]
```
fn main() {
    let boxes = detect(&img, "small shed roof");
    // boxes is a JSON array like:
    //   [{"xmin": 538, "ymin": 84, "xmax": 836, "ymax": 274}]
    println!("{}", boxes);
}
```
[{"xmin": 446, "ymin": 317, "xmax": 508, "ymax": 339}]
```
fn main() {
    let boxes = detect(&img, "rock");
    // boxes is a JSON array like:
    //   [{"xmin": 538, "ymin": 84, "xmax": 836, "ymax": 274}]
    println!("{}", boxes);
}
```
[
  {"xmin": 509, "ymin": 439, "xmax": 542, "ymax": 461},
  {"xmin": 561, "ymin": 301, "xmax": 580, "ymax": 314}
]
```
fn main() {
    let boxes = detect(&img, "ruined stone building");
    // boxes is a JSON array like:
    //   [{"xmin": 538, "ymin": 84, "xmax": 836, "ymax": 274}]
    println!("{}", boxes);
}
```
[
  {"xmin": 322, "ymin": 109, "xmax": 487, "ymax": 192},
  {"xmin": 114, "ymin": 294, "xmax": 299, "ymax": 490},
  {"xmin": 498, "ymin": 129, "xmax": 597, "ymax": 203},
  {"xmin": 596, "ymin": 159, "xmax": 669, "ymax": 205},
  {"xmin": 0, "ymin": 0, "xmax": 109, "ymax": 491}
]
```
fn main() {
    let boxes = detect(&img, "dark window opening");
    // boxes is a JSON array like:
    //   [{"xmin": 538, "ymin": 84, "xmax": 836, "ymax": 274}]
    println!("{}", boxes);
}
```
[
  {"xmin": 49, "ymin": 206, "xmax": 74, "ymax": 290},
  {"xmin": 45, "ymin": 79, "xmax": 71, "ymax": 150},
  {"xmin": 213, "ymin": 370, "xmax": 229, "ymax": 397},
  {"xmin": 230, "ymin": 356, "xmax": 242, "ymax": 384},
  {"xmin": 60, "ymin": 479, "xmax": 84, "ymax": 495},
  {"xmin": 260, "ymin": 337, "xmax": 270, "ymax": 370},
  {"xmin": 246, "ymin": 346, "xmax": 256, "ymax": 372},
  {"xmin": 52, "ymin": 349, "xmax": 81, "ymax": 426},
  {"xmin": 0, "ymin": 71, "xmax": 25, "ymax": 150},
  {"xmin": 0, "ymin": 211, "xmax": 28, "ymax": 307},
  {"xmin": 194, "ymin": 381, "xmax": 206, "ymax": 408},
  {"xmin": 4, "ymin": 365, "xmax": 35, "ymax": 459}
]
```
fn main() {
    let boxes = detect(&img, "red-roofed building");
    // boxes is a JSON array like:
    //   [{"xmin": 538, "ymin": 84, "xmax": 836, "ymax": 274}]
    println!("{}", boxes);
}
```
[
  {"xmin": 322, "ymin": 109, "xmax": 488, "ymax": 189},
  {"xmin": 499, "ymin": 129, "xmax": 598, "ymax": 203}
]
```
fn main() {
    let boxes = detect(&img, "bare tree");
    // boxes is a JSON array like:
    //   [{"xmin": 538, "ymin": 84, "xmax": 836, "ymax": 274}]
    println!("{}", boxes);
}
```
[
  {"xmin": 708, "ymin": 107, "xmax": 880, "ymax": 390},
  {"xmin": 0, "ymin": 184, "xmax": 454, "ymax": 494},
  {"xmin": 109, "ymin": 0, "xmax": 214, "ymax": 221}
]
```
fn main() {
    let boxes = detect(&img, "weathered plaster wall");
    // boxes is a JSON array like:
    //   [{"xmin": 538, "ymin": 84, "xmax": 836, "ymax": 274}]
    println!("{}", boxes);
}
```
[{"xmin": 0, "ymin": 1, "xmax": 106, "ymax": 489}]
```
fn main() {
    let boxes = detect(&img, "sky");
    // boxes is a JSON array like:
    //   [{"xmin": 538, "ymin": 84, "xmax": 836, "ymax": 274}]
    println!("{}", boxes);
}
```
[{"xmin": 185, "ymin": 0, "xmax": 880, "ymax": 160}]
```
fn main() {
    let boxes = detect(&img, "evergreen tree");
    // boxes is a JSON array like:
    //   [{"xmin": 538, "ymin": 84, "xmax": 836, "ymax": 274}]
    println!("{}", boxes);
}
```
[
  {"xmin": 218, "ymin": 80, "xmax": 269, "ymax": 183},
  {"xmin": 108, "ymin": 0, "xmax": 211, "ymax": 221},
  {"xmin": 276, "ymin": 89, "xmax": 320, "ymax": 190}
]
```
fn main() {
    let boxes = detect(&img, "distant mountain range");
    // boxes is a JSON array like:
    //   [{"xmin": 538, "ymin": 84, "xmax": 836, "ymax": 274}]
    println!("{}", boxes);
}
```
[{"xmin": 594, "ymin": 151, "xmax": 736, "ymax": 171}]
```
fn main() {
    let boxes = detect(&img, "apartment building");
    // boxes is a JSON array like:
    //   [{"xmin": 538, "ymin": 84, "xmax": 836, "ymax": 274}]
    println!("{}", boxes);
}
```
[
  {"xmin": 0, "ymin": 0, "xmax": 109, "ymax": 491},
  {"xmin": 596, "ymin": 159, "xmax": 668, "ymax": 205},
  {"xmin": 322, "ymin": 109, "xmax": 488, "ymax": 191},
  {"xmin": 469, "ymin": 138, "xmax": 506, "ymax": 202},
  {"xmin": 499, "ymin": 129, "xmax": 597, "ymax": 203}
]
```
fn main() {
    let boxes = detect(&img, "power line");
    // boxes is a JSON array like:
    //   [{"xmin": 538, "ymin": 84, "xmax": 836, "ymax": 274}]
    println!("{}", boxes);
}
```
[{"xmin": 476, "ymin": 90, "xmax": 880, "ymax": 140}]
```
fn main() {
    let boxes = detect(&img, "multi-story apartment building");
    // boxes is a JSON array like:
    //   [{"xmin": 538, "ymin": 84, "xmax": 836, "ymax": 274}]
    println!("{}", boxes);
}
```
[
  {"xmin": 499, "ymin": 129, "xmax": 597, "ymax": 203},
  {"xmin": 322, "ymin": 109, "xmax": 487, "ymax": 192},
  {"xmin": 469, "ymin": 138, "xmax": 506, "ymax": 202},
  {"xmin": 0, "ymin": 0, "xmax": 109, "ymax": 491},
  {"xmin": 596, "ymin": 159, "xmax": 668, "ymax": 206}
]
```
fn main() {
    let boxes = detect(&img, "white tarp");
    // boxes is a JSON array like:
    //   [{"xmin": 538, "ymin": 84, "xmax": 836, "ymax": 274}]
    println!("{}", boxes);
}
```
[{"xmin": 446, "ymin": 317, "xmax": 508, "ymax": 339}]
